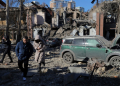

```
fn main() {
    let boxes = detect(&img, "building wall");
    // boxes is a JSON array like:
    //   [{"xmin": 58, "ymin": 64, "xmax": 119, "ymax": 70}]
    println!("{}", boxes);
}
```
[
  {"xmin": 76, "ymin": 7, "xmax": 85, "ymax": 12},
  {"xmin": 96, "ymin": 13, "xmax": 104, "ymax": 36},
  {"xmin": 88, "ymin": 3, "xmax": 104, "ymax": 20},
  {"xmin": 31, "ymin": 12, "xmax": 45, "ymax": 25}
]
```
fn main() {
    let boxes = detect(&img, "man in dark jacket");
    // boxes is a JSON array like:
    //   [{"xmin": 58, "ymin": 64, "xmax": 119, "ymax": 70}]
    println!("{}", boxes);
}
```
[
  {"xmin": 15, "ymin": 36, "xmax": 33, "ymax": 81},
  {"xmin": 0, "ymin": 36, "xmax": 13, "ymax": 63}
]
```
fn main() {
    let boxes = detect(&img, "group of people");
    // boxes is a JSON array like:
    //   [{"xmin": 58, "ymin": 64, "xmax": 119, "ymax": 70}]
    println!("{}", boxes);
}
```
[{"xmin": 0, "ymin": 35, "xmax": 46, "ymax": 81}]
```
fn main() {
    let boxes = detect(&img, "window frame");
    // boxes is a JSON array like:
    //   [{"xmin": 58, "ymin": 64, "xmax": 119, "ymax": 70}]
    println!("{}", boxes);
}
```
[
  {"xmin": 64, "ymin": 39, "xmax": 74, "ymax": 44},
  {"xmin": 84, "ymin": 38, "xmax": 102, "ymax": 47},
  {"xmin": 73, "ymin": 38, "xmax": 85, "ymax": 46}
]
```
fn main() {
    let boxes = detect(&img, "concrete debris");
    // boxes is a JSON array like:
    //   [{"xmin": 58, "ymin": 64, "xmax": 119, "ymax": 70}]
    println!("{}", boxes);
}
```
[
  {"xmin": 79, "ymin": 26, "xmax": 86, "ymax": 30},
  {"xmin": 66, "ymin": 58, "xmax": 109, "ymax": 84},
  {"xmin": 70, "ymin": 29, "xmax": 77, "ymax": 36},
  {"xmin": 46, "ymin": 51, "xmax": 51, "ymax": 56},
  {"xmin": 56, "ymin": 27, "xmax": 64, "ymax": 34},
  {"xmin": 96, "ymin": 67, "xmax": 106, "ymax": 75},
  {"xmin": 41, "ymin": 68, "xmax": 49, "ymax": 74},
  {"xmin": 68, "ymin": 67, "xmax": 90, "ymax": 81},
  {"xmin": 68, "ymin": 67, "xmax": 86, "ymax": 74},
  {"xmin": 86, "ymin": 58, "xmax": 106, "ymax": 74},
  {"xmin": 85, "ymin": 25, "xmax": 92, "ymax": 29},
  {"xmin": 52, "ymin": 25, "xmax": 96, "ymax": 38},
  {"xmin": 41, "ymin": 68, "xmax": 54, "ymax": 74}
]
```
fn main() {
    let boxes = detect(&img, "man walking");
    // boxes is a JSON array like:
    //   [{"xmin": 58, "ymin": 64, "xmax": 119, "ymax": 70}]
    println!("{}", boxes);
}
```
[
  {"xmin": 15, "ymin": 36, "xmax": 33, "ymax": 81},
  {"xmin": 0, "ymin": 36, "xmax": 13, "ymax": 63}
]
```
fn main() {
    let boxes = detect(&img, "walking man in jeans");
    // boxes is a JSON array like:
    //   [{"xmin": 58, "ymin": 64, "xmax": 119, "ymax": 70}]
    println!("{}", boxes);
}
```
[{"xmin": 15, "ymin": 36, "xmax": 33, "ymax": 81}]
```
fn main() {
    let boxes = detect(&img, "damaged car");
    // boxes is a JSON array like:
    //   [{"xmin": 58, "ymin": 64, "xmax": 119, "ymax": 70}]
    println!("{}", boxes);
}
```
[
  {"xmin": 60, "ymin": 35, "xmax": 120, "ymax": 67},
  {"xmin": 46, "ymin": 38, "xmax": 62, "ymax": 48}
]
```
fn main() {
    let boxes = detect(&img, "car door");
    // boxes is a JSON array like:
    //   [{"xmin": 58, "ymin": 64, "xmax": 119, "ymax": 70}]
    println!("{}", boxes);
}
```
[
  {"xmin": 85, "ymin": 38, "xmax": 106, "ymax": 59},
  {"xmin": 71, "ymin": 38, "xmax": 86, "ymax": 59}
]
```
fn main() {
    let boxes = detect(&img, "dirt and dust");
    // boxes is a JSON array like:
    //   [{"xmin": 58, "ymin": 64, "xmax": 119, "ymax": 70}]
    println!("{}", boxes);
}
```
[{"xmin": 0, "ymin": 47, "xmax": 120, "ymax": 86}]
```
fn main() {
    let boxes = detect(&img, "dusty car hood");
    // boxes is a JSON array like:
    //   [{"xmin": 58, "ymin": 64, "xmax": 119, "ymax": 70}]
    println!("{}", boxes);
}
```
[{"xmin": 112, "ymin": 34, "xmax": 120, "ymax": 47}]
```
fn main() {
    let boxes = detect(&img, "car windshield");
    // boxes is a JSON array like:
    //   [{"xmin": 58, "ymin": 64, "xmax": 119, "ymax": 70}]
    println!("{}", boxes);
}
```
[{"xmin": 99, "ymin": 37, "xmax": 112, "ymax": 47}]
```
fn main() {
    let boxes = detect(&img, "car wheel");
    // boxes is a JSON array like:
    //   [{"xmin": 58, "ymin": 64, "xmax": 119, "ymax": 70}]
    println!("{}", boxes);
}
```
[
  {"xmin": 63, "ymin": 52, "xmax": 74, "ymax": 63},
  {"xmin": 109, "ymin": 56, "xmax": 120, "ymax": 67}
]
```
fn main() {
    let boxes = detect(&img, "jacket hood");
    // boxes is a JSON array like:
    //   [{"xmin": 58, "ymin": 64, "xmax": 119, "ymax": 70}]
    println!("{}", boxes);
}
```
[{"xmin": 35, "ymin": 35, "xmax": 42, "ymax": 41}]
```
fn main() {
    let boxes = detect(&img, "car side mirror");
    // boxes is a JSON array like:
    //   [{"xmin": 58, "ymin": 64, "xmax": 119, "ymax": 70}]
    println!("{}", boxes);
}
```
[{"xmin": 96, "ymin": 44, "xmax": 102, "ymax": 48}]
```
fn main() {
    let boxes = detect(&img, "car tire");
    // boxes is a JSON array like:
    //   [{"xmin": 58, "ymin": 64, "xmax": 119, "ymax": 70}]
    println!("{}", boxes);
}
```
[
  {"xmin": 109, "ymin": 56, "xmax": 120, "ymax": 67},
  {"xmin": 63, "ymin": 52, "xmax": 74, "ymax": 63}
]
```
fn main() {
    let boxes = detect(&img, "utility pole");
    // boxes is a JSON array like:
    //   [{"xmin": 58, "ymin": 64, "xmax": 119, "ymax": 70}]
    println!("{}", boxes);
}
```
[
  {"xmin": 16, "ymin": 0, "xmax": 22, "ymax": 43},
  {"xmin": 6, "ymin": 0, "xmax": 9, "ymax": 36}
]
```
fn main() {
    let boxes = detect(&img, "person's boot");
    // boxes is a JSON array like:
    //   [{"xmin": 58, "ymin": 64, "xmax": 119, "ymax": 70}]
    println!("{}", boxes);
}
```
[
  {"xmin": 41, "ymin": 62, "xmax": 45, "ymax": 66},
  {"xmin": 37, "ymin": 63, "xmax": 41, "ymax": 73},
  {"xmin": 9, "ymin": 56, "xmax": 13, "ymax": 63}
]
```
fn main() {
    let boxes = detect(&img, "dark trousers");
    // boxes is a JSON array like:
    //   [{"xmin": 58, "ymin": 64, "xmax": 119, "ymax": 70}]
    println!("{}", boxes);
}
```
[
  {"xmin": 1, "ymin": 49, "xmax": 12, "ymax": 62},
  {"xmin": 18, "ymin": 59, "xmax": 28, "ymax": 77}
]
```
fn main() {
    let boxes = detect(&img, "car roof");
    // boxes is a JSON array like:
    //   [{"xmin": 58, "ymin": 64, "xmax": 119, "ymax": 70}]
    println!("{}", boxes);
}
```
[{"xmin": 63, "ymin": 35, "xmax": 103, "ymax": 39}]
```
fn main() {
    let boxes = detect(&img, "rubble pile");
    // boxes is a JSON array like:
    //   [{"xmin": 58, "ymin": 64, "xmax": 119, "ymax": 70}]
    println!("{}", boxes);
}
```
[
  {"xmin": 30, "ymin": 2, "xmax": 96, "ymax": 39},
  {"xmin": 0, "ymin": 48, "xmax": 120, "ymax": 86},
  {"xmin": 52, "ymin": 25, "xmax": 96, "ymax": 38}
]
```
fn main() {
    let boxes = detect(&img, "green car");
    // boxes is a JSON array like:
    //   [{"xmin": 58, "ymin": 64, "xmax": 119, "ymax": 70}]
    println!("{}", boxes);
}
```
[{"xmin": 60, "ymin": 35, "xmax": 120, "ymax": 67}]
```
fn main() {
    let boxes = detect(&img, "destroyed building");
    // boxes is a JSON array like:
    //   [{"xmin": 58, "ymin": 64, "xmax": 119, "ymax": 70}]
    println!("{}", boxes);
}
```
[
  {"xmin": 1, "ymin": 0, "xmax": 120, "ymax": 43},
  {"xmin": 0, "ymin": 7, "xmax": 27, "ymax": 44},
  {"xmin": 0, "ymin": 0, "xmax": 97, "ymax": 43},
  {"xmin": 89, "ymin": 0, "xmax": 119, "ymax": 40},
  {"xmin": 26, "ymin": 1, "xmax": 96, "ymax": 39}
]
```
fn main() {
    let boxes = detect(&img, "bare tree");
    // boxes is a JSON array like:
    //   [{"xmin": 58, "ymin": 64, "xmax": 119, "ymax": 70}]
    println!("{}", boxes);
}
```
[{"xmin": 1, "ymin": 0, "xmax": 30, "ymax": 7}]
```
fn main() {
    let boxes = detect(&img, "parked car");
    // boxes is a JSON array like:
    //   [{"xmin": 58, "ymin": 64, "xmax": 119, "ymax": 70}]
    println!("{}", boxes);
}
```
[
  {"xmin": 60, "ymin": 35, "xmax": 120, "ymax": 67},
  {"xmin": 46, "ymin": 38, "xmax": 62, "ymax": 47}
]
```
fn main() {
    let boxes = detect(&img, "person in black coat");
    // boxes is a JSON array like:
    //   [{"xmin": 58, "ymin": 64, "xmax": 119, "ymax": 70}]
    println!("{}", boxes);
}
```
[
  {"xmin": 15, "ymin": 36, "xmax": 33, "ymax": 81},
  {"xmin": 0, "ymin": 36, "xmax": 13, "ymax": 63}
]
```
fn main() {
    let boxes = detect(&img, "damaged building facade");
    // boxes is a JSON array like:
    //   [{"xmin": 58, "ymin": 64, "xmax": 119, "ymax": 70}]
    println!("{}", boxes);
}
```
[
  {"xmin": 0, "ymin": 0, "xmax": 99, "ymax": 42},
  {"xmin": 26, "ymin": 0, "xmax": 96, "ymax": 39},
  {"xmin": 1, "ymin": 0, "xmax": 120, "ymax": 44},
  {"xmin": 0, "ymin": 7, "xmax": 27, "ymax": 43},
  {"xmin": 89, "ymin": 0, "xmax": 119, "ymax": 40}
]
